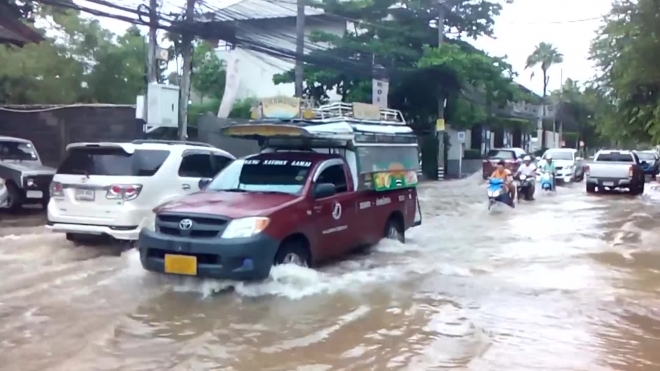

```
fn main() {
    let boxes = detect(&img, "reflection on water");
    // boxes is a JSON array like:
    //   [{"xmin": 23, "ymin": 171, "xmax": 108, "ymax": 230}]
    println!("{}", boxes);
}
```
[{"xmin": 1, "ymin": 176, "xmax": 660, "ymax": 370}]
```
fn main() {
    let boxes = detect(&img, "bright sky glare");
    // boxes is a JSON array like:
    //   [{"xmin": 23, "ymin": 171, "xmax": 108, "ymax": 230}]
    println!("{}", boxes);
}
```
[{"xmin": 93, "ymin": 0, "xmax": 613, "ymax": 95}]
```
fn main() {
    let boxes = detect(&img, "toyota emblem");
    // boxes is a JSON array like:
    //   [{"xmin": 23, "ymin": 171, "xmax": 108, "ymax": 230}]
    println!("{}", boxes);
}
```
[{"xmin": 179, "ymin": 218, "xmax": 193, "ymax": 230}]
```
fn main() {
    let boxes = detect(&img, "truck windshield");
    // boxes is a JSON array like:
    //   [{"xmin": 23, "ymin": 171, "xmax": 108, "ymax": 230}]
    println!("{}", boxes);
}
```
[
  {"xmin": 206, "ymin": 158, "xmax": 312, "ymax": 195},
  {"xmin": 0, "ymin": 140, "xmax": 39, "ymax": 161}
]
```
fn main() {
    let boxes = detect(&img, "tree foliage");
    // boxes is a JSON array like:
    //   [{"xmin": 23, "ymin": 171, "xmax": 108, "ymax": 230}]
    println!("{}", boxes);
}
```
[
  {"xmin": 190, "ymin": 41, "xmax": 226, "ymax": 101},
  {"xmin": 589, "ymin": 0, "xmax": 660, "ymax": 143},
  {"xmin": 0, "ymin": 8, "xmax": 148, "ymax": 104},
  {"xmin": 525, "ymin": 42, "xmax": 563, "ymax": 100},
  {"xmin": 273, "ymin": 0, "xmax": 525, "ymax": 131}
]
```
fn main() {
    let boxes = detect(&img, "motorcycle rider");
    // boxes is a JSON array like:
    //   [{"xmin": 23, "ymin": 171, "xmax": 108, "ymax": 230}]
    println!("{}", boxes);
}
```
[
  {"xmin": 514, "ymin": 155, "xmax": 537, "ymax": 200},
  {"xmin": 490, "ymin": 159, "xmax": 515, "ymax": 207},
  {"xmin": 540, "ymin": 154, "xmax": 557, "ymax": 190}
]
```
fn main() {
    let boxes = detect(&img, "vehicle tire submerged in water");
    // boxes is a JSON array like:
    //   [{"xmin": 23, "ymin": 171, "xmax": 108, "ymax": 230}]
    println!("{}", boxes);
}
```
[
  {"xmin": 5, "ymin": 182, "xmax": 23, "ymax": 212},
  {"xmin": 629, "ymin": 182, "xmax": 645, "ymax": 196},
  {"xmin": 586, "ymin": 183, "xmax": 597, "ymax": 194},
  {"xmin": 383, "ymin": 216, "xmax": 405, "ymax": 243},
  {"xmin": 274, "ymin": 239, "xmax": 311, "ymax": 267}
]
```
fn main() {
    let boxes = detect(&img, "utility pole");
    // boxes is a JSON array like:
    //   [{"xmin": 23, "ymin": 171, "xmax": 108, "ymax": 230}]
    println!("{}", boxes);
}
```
[
  {"xmin": 178, "ymin": 0, "xmax": 195, "ymax": 140},
  {"xmin": 142, "ymin": 0, "xmax": 159, "ymax": 136},
  {"xmin": 434, "ymin": 0, "xmax": 447, "ymax": 180},
  {"xmin": 294, "ymin": 0, "xmax": 305, "ymax": 97},
  {"xmin": 147, "ymin": 0, "xmax": 159, "ymax": 84},
  {"xmin": 558, "ymin": 68, "xmax": 563, "ymax": 148}
]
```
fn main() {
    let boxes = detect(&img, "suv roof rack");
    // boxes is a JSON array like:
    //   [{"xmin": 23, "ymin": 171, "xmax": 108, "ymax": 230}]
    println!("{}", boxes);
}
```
[{"xmin": 132, "ymin": 139, "xmax": 214, "ymax": 148}]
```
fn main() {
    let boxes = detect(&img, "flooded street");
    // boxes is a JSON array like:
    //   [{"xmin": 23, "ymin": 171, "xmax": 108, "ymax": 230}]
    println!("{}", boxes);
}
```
[{"xmin": 2, "ymin": 175, "xmax": 660, "ymax": 371}]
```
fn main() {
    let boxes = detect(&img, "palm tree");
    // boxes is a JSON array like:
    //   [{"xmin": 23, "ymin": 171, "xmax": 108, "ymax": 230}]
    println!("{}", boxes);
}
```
[{"xmin": 525, "ymin": 42, "xmax": 564, "ymax": 146}]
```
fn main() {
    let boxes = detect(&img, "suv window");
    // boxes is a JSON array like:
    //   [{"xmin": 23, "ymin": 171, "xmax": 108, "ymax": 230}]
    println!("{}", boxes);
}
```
[
  {"xmin": 178, "ymin": 153, "xmax": 216, "ymax": 178},
  {"xmin": 58, "ymin": 148, "xmax": 170, "ymax": 176},
  {"xmin": 212, "ymin": 154, "xmax": 233, "ymax": 173},
  {"xmin": 595, "ymin": 152, "xmax": 635, "ymax": 162},
  {"xmin": 486, "ymin": 150, "xmax": 515, "ymax": 160},
  {"xmin": 317, "ymin": 164, "xmax": 348, "ymax": 193}
]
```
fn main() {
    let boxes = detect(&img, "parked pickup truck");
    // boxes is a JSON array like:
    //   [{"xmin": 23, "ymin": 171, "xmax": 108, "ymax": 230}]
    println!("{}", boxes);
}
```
[{"xmin": 586, "ymin": 150, "xmax": 645, "ymax": 195}]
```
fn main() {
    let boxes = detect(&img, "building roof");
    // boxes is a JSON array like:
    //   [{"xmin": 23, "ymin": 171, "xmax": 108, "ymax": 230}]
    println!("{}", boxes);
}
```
[
  {"xmin": 0, "ymin": 5, "xmax": 43, "ymax": 47},
  {"xmin": 200, "ymin": 0, "xmax": 324, "ymax": 22}
]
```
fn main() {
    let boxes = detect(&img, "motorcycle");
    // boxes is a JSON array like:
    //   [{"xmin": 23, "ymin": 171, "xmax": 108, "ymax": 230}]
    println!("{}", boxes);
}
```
[
  {"xmin": 487, "ymin": 178, "xmax": 514, "ymax": 210},
  {"xmin": 539, "ymin": 171, "xmax": 555, "ymax": 192},
  {"xmin": 515, "ymin": 174, "xmax": 534, "ymax": 201}
]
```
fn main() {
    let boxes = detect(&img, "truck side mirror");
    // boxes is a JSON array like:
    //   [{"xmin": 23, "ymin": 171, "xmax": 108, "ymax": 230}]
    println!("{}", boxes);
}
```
[
  {"xmin": 198, "ymin": 178, "xmax": 212, "ymax": 190},
  {"xmin": 314, "ymin": 182, "xmax": 336, "ymax": 199}
]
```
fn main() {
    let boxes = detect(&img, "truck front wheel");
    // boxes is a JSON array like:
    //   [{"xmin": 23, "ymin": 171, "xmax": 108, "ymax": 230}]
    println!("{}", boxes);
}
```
[{"xmin": 274, "ymin": 238, "xmax": 311, "ymax": 268}]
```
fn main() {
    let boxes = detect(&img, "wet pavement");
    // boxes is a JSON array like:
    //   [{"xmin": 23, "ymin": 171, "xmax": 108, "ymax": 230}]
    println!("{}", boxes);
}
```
[{"xmin": 2, "ymin": 176, "xmax": 660, "ymax": 371}]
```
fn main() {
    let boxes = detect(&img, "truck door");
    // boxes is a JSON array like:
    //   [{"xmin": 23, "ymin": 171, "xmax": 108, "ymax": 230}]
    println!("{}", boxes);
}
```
[{"xmin": 310, "ymin": 160, "xmax": 356, "ymax": 258}]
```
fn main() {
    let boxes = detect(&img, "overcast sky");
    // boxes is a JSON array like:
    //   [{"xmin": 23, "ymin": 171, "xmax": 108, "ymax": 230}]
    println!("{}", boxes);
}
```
[{"xmin": 94, "ymin": 0, "xmax": 612, "ymax": 95}]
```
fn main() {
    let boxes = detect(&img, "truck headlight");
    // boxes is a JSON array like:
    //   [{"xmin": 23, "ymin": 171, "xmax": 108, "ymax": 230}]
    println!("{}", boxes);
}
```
[
  {"xmin": 26, "ymin": 178, "xmax": 35, "ymax": 187},
  {"xmin": 221, "ymin": 217, "xmax": 270, "ymax": 239}
]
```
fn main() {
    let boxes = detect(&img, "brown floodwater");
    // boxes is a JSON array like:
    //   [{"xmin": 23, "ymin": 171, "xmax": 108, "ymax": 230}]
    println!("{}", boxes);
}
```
[{"xmin": 2, "ymin": 176, "xmax": 660, "ymax": 371}]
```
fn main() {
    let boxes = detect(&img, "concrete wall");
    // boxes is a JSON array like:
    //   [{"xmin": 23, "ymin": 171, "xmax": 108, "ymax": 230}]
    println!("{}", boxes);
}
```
[
  {"xmin": 197, "ymin": 114, "xmax": 260, "ymax": 158},
  {"xmin": 0, "ymin": 105, "xmax": 140, "ymax": 167},
  {"xmin": 446, "ymin": 159, "xmax": 482, "ymax": 179}
]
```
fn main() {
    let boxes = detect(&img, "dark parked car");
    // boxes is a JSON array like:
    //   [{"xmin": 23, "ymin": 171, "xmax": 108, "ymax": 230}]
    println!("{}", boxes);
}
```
[
  {"xmin": 0, "ymin": 136, "xmax": 55, "ymax": 210},
  {"xmin": 481, "ymin": 147, "xmax": 528, "ymax": 179},
  {"xmin": 634, "ymin": 150, "xmax": 659, "ymax": 179}
]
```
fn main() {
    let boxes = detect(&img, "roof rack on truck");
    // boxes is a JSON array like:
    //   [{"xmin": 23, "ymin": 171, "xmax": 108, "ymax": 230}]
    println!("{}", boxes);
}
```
[{"xmin": 221, "ymin": 97, "xmax": 421, "ymax": 194}]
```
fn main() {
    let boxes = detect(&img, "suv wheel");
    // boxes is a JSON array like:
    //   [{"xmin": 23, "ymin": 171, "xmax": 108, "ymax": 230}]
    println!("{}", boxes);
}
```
[
  {"xmin": 274, "ymin": 240, "xmax": 310, "ymax": 267},
  {"xmin": 5, "ymin": 183, "xmax": 23, "ymax": 211},
  {"xmin": 384, "ymin": 217, "xmax": 405, "ymax": 243}
]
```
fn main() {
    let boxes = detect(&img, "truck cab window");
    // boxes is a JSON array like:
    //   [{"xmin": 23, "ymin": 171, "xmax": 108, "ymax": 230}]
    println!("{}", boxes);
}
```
[{"xmin": 317, "ymin": 164, "xmax": 348, "ymax": 193}]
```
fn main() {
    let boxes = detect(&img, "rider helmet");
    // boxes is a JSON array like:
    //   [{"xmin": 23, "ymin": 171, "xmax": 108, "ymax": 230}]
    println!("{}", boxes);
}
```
[
  {"xmin": 523, "ymin": 155, "xmax": 531, "ymax": 162},
  {"xmin": 546, "ymin": 154, "xmax": 553, "ymax": 161}
]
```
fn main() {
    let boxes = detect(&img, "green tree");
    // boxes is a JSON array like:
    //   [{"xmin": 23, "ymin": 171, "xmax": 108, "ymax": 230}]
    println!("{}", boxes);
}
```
[
  {"xmin": 525, "ymin": 42, "xmax": 563, "ymax": 111},
  {"xmin": 0, "ymin": 8, "xmax": 151, "ymax": 104},
  {"xmin": 590, "ymin": 0, "xmax": 660, "ymax": 143},
  {"xmin": 191, "ymin": 41, "xmax": 226, "ymax": 101},
  {"xmin": 85, "ymin": 26, "xmax": 148, "ymax": 104}
]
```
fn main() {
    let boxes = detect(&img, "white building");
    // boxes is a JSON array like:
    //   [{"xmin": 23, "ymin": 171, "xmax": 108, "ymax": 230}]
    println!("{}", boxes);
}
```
[{"xmin": 209, "ymin": 0, "xmax": 347, "ymax": 101}]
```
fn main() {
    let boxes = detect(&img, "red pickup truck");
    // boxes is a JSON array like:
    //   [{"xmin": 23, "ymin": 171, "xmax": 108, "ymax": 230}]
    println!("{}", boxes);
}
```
[{"xmin": 138, "ymin": 150, "xmax": 422, "ymax": 280}]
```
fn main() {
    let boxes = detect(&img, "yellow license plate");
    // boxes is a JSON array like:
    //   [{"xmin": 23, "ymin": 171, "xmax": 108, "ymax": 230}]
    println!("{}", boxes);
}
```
[{"xmin": 164, "ymin": 254, "xmax": 197, "ymax": 276}]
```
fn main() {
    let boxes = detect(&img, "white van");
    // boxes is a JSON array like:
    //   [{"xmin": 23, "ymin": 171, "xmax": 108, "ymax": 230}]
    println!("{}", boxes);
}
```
[{"xmin": 46, "ymin": 140, "xmax": 235, "ymax": 243}]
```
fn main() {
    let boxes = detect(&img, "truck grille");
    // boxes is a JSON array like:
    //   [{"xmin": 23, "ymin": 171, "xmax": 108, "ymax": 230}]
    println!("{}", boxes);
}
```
[
  {"xmin": 156, "ymin": 213, "xmax": 229, "ymax": 238},
  {"xmin": 24, "ymin": 174, "xmax": 53, "ymax": 190}
]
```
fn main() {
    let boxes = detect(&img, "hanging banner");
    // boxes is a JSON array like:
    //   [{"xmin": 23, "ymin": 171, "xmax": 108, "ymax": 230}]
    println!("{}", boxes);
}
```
[
  {"xmin": 372, "ymin": 79, "xmax": 389, "ymax": 108},
  {"xmin": 217, "ymin": 49, "xmax": 240, "ymax": 118}
]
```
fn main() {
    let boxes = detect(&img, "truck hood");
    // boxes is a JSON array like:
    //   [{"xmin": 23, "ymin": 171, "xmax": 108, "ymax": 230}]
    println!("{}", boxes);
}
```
[
  {"xmin": 552, "ymin": 159, "xmax": 575, "ymax": 167},
  {"xmin": 1, "ymin": 161, "xmax": 56, "ymax": 175},
  {"xmin": 155, "ymin": 191, "xmax": 298, "ymax": 219}
]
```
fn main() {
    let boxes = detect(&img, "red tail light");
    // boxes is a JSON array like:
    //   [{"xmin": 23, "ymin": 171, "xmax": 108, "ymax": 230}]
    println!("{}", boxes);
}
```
[
  {"xmin": 584, "ymin": 165, "xmax": 590, "ymax": 176},
  {"xmin": 628, "ymin": 166, "xmax": 634, "ymax": 177},
  {"xmin": 49, "ymin": 181, "xmax": 64, "ymax": 198},
  {"xmin": 106, "ymin": 184, "xmax": 143, "ymax": 201}
]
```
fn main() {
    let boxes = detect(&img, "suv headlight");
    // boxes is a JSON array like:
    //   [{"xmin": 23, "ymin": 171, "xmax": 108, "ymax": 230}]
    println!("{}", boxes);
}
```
[{"xmin": 221, "ymin": 217, "xmax": 270, "ymax": 239}]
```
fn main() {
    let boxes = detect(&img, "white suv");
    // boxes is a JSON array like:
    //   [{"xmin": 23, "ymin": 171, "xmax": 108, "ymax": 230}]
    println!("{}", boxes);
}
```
[{"xmin": 46, "ymin": 140, "xmax": 235, "ymax": 243}]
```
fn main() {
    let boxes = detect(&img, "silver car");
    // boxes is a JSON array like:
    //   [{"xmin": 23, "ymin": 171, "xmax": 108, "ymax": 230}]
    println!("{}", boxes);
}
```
[{"xmin": 0, "ymin": 178, "xmax": 7, "ymax": 208}]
